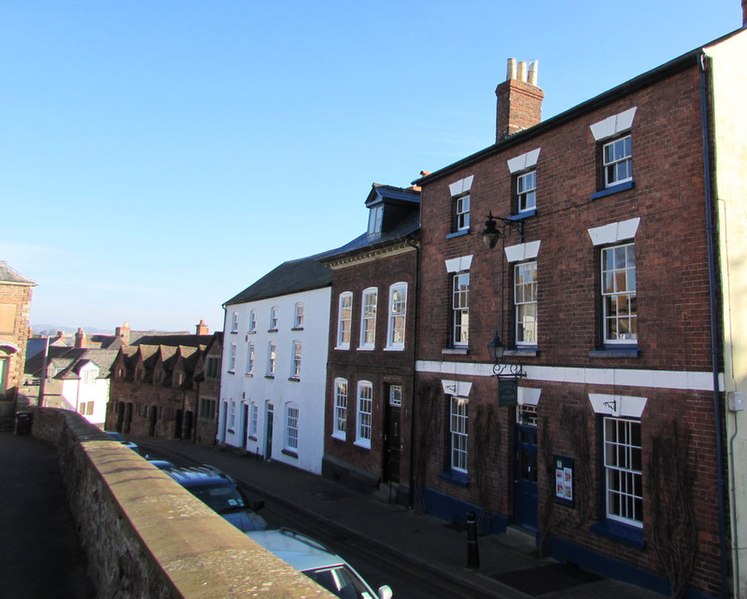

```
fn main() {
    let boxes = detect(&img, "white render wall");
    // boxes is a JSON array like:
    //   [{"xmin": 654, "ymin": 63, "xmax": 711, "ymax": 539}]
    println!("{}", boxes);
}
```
[
  {"xmin": 59, "ymin": 365, "xmax": 109, "ymax": 427},
  {"xmin": 219, "ymin": 286, "xmax": 331, "ymax": 474}
]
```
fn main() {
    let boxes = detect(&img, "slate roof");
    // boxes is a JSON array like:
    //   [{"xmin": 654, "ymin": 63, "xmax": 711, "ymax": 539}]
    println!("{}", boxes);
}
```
[
  {"xmin": 24, "ymin": 347, "xmax": 119, "ymax": 380},
  {"xmin": 0, "ymin": 261, "xmax": 36, "ymax": 286},
  {"xmin": 132, "ymin": 335, "xmax": 212, "ymax": 348}
]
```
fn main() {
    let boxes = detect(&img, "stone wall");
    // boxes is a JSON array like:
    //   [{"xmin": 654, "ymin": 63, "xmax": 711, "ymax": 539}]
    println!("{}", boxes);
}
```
[{"xmin": 30, "ymin": 407, "xmax": 332, "ymax": 598}]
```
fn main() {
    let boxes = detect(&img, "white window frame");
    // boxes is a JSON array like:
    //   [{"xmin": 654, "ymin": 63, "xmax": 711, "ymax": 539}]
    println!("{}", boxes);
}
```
[
  {"xmin": 386, "ymin": 282, "xmax": 407, "ymax": 350},
  {"xmin": 450, "ymin": 396, "xmax": 468, "ymax": 473},
  {"xmin": 266, "ymin": 341, "xmax": 276, "ymax": 376},
  {"xmin": 368, "ymin": 204, "xmax": 383, "ymax": 237},
  {"xmin": 601, "ymin": 243, "xmax": 637, "ymax": 344},
  {"xmin": 355, "ymin": 381, "xmax": 373, "ymax": 449},
  {"xmin": 231, "ymin": 311, "xmax": 239, "ymax": 333},
  {"xmin": 359, "ymin": 287, "xmax": 378, "ymax": 349},
  {"xmin": 336, "ymin": 292, "xmax": 353, "ymax": 349},
  {"xmin": 333, "ymin": 378, "xmax": 348, "ymax": 440},
  {"xmin": 455, "ymin": 193, "xmax": 470, "ymax": 231},
  {"xmin": 603, "ymin": 417, "xmax": 643, "ymax": 528},
  {"xmin": 514, "ymin": 261, "xmax": 538, "ymax": 345},
  {"xmin": 603, "ymin": 134, "xmax": 633, "ymax": 188},
  {"xmin": 228, "ymin": 343, "xmax": 237, "ymax": 372},
  {"xmin": 249, "ymin": 401, "xmax": 258, "ymax": 437},
  {"xmin": 245, "ymin": 342, "xmax": 255, "ymax": 375},
  {"xmin": 516, "ymin": 170, "xmax": 537, "ymax": 212},
  {"xmin": 452, "ymin": 272, "xmax": 469, "ymax": 347},
  {"xmin": 293, "ymin": 302, "xmax": 304, "ymax": 328},
  {"xmin": 285, "ymin": 403, "xmax": 299, "ymax": 451},
  {"xmin": 249, "ymin": 310, "xmax": 257, "ymax": 333},
  {"xmin": 389, "ymin": 385, "xmax": 402, "ymax": 407},
  {"xmin": 269, "ymin": 306, "xmax": 279, "ymax": 330},
  {"xmin": 290, "ymin": 340, "xmax": 302, "ymax": 379}
]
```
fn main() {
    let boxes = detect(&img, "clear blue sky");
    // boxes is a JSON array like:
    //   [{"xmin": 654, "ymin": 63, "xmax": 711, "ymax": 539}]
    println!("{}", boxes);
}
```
[{"xmin": 1, "ymin": 1, "xmax": 741, "ymax": 334}]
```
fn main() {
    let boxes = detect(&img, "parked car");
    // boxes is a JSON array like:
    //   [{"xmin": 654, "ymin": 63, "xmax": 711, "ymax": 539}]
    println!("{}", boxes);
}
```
[
  {"xmin": 104, "ymin": 430, "xmax": 140, "ymax": 454},
  {"xmin": 246, "ymin": 528, "xmax": 393, "ymax": 599},
  {"xmin": 167, "ymin": 465, "xmax": 266, "ymax": 532},
  {"xmin": 147, "ymin": 459, "xmax": 176, "ymax": 471}
]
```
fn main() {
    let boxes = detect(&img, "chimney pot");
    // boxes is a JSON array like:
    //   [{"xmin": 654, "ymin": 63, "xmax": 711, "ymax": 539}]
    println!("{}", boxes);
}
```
[
  {"xmin": 518, "ymin": 61, "xmax": 527, "ymax": 82},
  {"xmin": 506, "ymin": 58, "xmax": 517, "ymax": 81},
  {"xmin": 528, "ymin": 60, "xmax": 539, "ymax": 86},
  {"xmin": 495, "ymin": 57, "xmax": 544, "ymax": 142},
  {"xmin": 196, "ymin": 319, "xmax": 209, "ymax": 335},
  {"xmin": 75, "ymin": 327, "xmax": 87, "ymax": 349}
]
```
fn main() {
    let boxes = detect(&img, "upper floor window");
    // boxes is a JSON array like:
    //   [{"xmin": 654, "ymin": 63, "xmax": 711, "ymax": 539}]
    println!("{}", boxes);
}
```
[
  {"xmin": 293, "ymin": 303, "xmax": 304, "ymax": 328},
  {"xmin": 245, "ymin": 342, "xmax": 255, "ymax": 375},
  {"xmin": 514, "ymin": 261, "xmax": 537, "ymax": 345},
  {"xmin": 454, "ymin": 194, "xmax": 470, "ymax": 231},
  {"xmin": 174, "ymin": 372, "xmax": 183, "ymax": 386},
  {"xmin": 81, "ymin": 368, "xmax": 98, "ymax": 385},
  {"xmin": 206, "ymin": 356, "xmax": 219, "ymax": 380},
  {"xmin": 333, "ymin": 378, "xmax": 348, "ymax": 440},
  {"xmin": 516, "ymin": 170, "xmax": 537, "ymax": 213},
  {"xmin": 290, "ymin": 340, "xmax": 302, "ymax": 379},
  {"xmin": 285, "ymin": 403, "xmax": 299, "ymax": 451},
  {"xmin": 336, "ymin": 292, "xmax": 353, "ymax": 349},
  {"xmin": 601, "ymin": 243, "xmax": 637, "ymax": 344},
  {"xmin": 266, "ymin": 341, "xmax": 276, "ymax": 377},
  {"xmin": 386, "ymin": 283, "xmax": 407, "ymax": 350},
  {"xmin": 228, "ymin": 344, "xmax": 237, "ymax": 373},
  {"xmin": 603, "ymin": 417, "xmax": 642, "ymax": 527},
  {"xmin": 450, "ymin": 396, "xmax": 468, "ymax": 473},
  {"xmin": 269, "ymin": 306, "xmax": 279, "ymax": 330},
  {"xmin": 356, "ymin": 381, "xmax": 373, "ymax": 449},
  {"xmin": 249, "ymin": 310, "xmax": 257, "ymax": 333},
  {"xmin": 231, "ymin": 312, "xmax": 239, "ymax": 333},
  {"xmin": 359, "ymin": 288, "xmax": 377, "ymax": 349},
  {"xmin": 368, "ymin": 204, "xmax": 383, "ymax": 237},
  {"xmin": 452, "ymin": 272, "xmax": 469, "ymax": 347},
  {"xmin": 602, "ymin": 135, "xmax": 633, "ymax": 188},
  {"xmin": 199, "ymin": 397, "xmax": 216, "ymax": 420}
]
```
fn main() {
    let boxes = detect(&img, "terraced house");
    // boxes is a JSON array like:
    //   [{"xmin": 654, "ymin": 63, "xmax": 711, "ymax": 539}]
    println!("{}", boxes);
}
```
[{"xmin": 412, "ymin": 22, "xmax": 747, "ymax": 599}]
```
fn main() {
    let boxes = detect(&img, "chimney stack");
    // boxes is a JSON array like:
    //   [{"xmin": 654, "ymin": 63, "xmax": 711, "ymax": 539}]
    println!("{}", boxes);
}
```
[
  {"xmin": 495, "ymin": 58, "xmax": 544, "ymax": 142},
  {"xmin": 75, "ymin": 327, "xmax": 87, "ymax": 349},
  {"xmin": 196, "ymin": 319, "xmax": 209, "ymax": 335},
  {"xmin": 115, "ymin": 321, "xmax": 131, "ymax": 345}
]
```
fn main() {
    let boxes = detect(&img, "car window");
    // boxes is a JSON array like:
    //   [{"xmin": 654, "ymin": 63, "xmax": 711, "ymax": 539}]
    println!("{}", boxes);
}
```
[
  {"xmin": 304, "ymin": 565, "xmax": 375, "ymax": 599},
  {"xmin": 189, "ymin": 485, "xmax": 248, "ymax": 513}
]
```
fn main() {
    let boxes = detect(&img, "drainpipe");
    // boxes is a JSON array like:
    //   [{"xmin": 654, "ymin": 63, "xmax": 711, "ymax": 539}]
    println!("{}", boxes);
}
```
[
  {"xmin": 406, "ymin": 234, "xmax": 420, "ymax": 510},
  {"xmin": 699, "ymin": 52, "xmax": 729, "ymax": 598}
]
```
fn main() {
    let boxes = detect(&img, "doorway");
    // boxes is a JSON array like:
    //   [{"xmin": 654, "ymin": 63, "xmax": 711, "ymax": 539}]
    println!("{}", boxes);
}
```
[
  {"xmin": 514, "ymin": 421, "xmax": 538, "ymax": 529},
  {"xmin": 382, "ymin": 385, "xmax": 402, "ymax": 483},
  {"xmin": 264, "ymin": 402, "xmax": 274, "ymax": 460}
]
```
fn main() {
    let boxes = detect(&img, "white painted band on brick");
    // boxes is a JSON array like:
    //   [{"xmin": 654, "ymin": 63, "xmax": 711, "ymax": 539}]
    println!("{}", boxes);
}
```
[
  {"xmin": 587, "ymin": 217, "xmax": 640, "ymax": 246},
  {"xmin": 441, "ymin": 379, "xmax": 472, "ymax": 397},
  {"xmin": 507, "ymin": 148, "xmax": 541, "ymax": 173},
  {"xmin": 444, "ymin": 255, "xmax": 473, "ymax": 273},
  {"xmin": 588, "ymin": 393, "xmax": 647, "ymax": 418},
  {"xmin": 505, "ymin": 241, "xmax": 541, "ymax": 263},
  {"xmin": 448, "ymin": 175, "xmax": 474, "ymax": 197},
  {"xmin": 589, "ymin": 106, "xmax": 637, "ymax": 141},
  {"xmin": 417, "ymin": 360, "xmax": 724, "ymax": 392}
]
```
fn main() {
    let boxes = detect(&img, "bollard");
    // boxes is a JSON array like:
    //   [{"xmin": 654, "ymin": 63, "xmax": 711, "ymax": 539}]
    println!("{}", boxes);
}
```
[{"xmin": 466, "ymin": 511, "xmax": 480, "ymax": 569}]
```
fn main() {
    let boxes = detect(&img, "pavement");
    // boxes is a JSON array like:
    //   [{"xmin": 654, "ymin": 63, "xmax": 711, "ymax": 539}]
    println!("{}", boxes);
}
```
[{"xmin": 134, "ymin": 436, "xmax": 666, "ymax": 599}]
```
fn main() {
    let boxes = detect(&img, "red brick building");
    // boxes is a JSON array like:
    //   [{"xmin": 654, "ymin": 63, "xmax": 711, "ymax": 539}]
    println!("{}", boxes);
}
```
[
  {"xmin": 320, "ymin": 184, "xmax": 420, "ymax": 504},
  {"xmin": 413, "ymin": 25, "xmax": 747, "ymax": 598}
]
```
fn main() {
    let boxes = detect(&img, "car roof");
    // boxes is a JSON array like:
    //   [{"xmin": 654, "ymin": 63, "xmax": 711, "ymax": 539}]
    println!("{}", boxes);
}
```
[
  {"xmin": 166, "ymin": 465, "xmax": 236, "ymax": 488},
  {"xmin": 246, "ymin": 529, "xmax": 346, "ymax": 573}
]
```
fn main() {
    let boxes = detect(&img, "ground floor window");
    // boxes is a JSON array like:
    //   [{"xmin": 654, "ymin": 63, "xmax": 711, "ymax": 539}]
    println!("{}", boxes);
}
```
[
  {"xmin": 603, "ymin": 416, "xmax": 643, "ymax": 527},
  {"xmin": 285, "ymin": 403, "xmax": 299, "ymax": 450},
  {"xmin": 199, "ymin": 397, "xmax": 216, "ymax": 419},
  {"xmin": 356, "ymin": 381, "xmax": 372, "ymax": 448},
  {"xmin": 450, "ymin": 396, "xmax": 468, "ymax": 473}
]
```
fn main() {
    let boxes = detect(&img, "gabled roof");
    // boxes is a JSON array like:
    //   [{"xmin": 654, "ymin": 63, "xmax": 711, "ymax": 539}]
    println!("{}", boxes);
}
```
[
  {"xmin": 365, "ymin": 183, "xmax": 421, "ymax": 208},
  {"xmin": 224, "ymin": 251, "xmax": 334, "ymax": 306},
  {"xmin": 0, "ymin": 261, "xmax": 36, "ymax": 286},
  {"xmin": 133, "ymin": 335, "xmax": 212, "ymax": 348},
  {"xmin": 24, "ymin": 347, "xmax": 119, "ymax": 379}
]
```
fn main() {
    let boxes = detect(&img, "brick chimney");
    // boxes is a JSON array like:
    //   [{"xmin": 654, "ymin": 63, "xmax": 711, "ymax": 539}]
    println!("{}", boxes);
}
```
[
  {"xmin": 115, "ymin": 321, "xmax": 131, "ymax": 345},
  {"xmin": 195, "ymin": 319, "xmax": 209, "ymax": 335},
  {"xmin": 74, "ymin": 327, "xmax": 87, "ymax": 348},
  {"xmin": 495, "ymin": 58, "xmax": 544, "ymax": 142}
]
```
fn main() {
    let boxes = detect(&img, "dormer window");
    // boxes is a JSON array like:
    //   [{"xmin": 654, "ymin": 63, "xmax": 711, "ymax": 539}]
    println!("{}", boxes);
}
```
[{"xmin": 368, "ymin": 204, "xmax": 383, "ymax": 238}]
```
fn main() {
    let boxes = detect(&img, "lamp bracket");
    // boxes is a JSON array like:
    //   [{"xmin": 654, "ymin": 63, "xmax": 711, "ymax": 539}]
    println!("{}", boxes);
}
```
[{"xmin": 492, "ymin": 362, "xmax": 527, "ymax": 379}]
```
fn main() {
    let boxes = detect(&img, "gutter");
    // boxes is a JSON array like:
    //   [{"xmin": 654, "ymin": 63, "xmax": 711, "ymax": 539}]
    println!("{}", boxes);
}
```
[{"xmin": 699, "ymin": 52, "xmax": 730, "ymax": 599}]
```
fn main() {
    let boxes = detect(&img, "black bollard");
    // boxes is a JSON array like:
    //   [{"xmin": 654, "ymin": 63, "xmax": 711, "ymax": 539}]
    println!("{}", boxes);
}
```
[{"xmin": 466, "ymin": 511, "xmax": 480, "ymax": 569}]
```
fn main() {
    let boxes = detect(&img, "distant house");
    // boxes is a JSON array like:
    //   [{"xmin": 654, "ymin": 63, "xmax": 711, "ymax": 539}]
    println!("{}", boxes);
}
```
[
  {"xmin": 220, "ymin": 254, "xmax": 332, "ymax": 474},
  {"xmin": 0, "ymin": 261, "xmax": 36, "ymax": 425},
  {"xmin": 106, "ymin": 320, "xmax": 220, "ymax": 444}
]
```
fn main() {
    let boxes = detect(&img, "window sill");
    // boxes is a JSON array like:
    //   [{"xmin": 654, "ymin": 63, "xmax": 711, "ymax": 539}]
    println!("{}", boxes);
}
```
[
  {"xmin": 589, "ymin": 347, "xmax": 640, "ymax": 358},
  {"xmin": 591, "ymin": 180, "xmax": 635, "ymax": 200},
  {"xmin": 288, "ymin": 377, "xmax": 300, "ymax": 382},
  {"xmin": 227, "ymin": 370, "xmax": 235, "ymax": 375},
  {"xmin": 504, "ymin": 347, "xmax": 538, "ymax": 357},
  {"xmin": 439, "ymin": 470, "xmax": 469, "ymax": 488},
  {"xmin": 446, "ymin": 229, "xmax": 470, "ymax": 240},
  {"xmin": 230, "ymin": 331, "xmax": 238, "ymax": 335},
  {"xmin": 281, "ymin": 449, "xmax": 298, "ymax": 459},
  {"xmin": 442, "ymin": 347, "xmax": 468, "ymax": 355},
  {"xmin": 357, "ymin": 346, "xmax": 375, "ymax": 352},
  {"xmin": 227, "ymin": 428, "xmax": 235, "ymax": 435},
  {"xmin": 510, "ymin": 209, "xmax": 536, "ymax": 220},
  {"xmin": 247, "ymin": 330, "xmax": 256, "ymax": 335},
  {"xmin": 384, "ymin": 346, "xmax": 405, "ymax": 352},
  {"xmin": 354, "ymin": 440, "xmax": 371, "ymax": 451},
  {"xmin": 590, "ymin": 520, "xmax": 645, "ymax": 549},
  {"xmin": 291, "ymin": 327, "xmax": 304, "ymax": 331},
  {"xmin": 248, "ymin": 435, "xmax": 257, "ymax": 442},
  {"xmin": 244, "ymin": 373, "xmax": 253, "ymax": 378},
  {"xmin": 264, "ymin": 375, "xmax": 275, "ymax": 380},
  {"xmin": 335, "ymin": 345, "xmax": 350, "ymax": 351},
  {"xmin": 267, "ymin": 328, "xmax": 278, "ymax": 333},
  {"xmin": 331, "ymin": 433, "xmax": 346, "ymax": 442}
]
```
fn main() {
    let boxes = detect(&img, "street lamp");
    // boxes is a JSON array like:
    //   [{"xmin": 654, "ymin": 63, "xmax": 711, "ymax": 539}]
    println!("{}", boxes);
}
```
[
  {"xmin": 481, "ymin": 212, "xmax": 525, "ymax": 250},
  {"xmin": 487, "ymin": 331, "xmax": 526, "ymax": 379}
]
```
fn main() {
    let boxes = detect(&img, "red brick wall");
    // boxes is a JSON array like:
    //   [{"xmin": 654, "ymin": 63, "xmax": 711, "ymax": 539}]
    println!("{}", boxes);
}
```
[{"xmin": 0, "ymin": 282, "xmax": 34, "ymax": 402}]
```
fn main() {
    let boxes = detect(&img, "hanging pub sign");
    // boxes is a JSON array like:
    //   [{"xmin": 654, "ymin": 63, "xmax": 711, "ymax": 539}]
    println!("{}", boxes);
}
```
[
  {"xmin": 554, "ymin": 455, "xmax": 575, "ymax": 507},
  {"xmin": 498, "ymin": 378, "xmax": 518, "ymax": 407}
]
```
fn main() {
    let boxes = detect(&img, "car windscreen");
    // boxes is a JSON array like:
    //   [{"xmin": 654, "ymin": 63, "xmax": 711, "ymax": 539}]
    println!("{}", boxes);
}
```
[
  {"xmin": 188, "ymin": 485, "xmax": 248, "ymax": 513},
  {"xmin": 303, "ymin": 565, "xmax": 375, "ymax": 599}
]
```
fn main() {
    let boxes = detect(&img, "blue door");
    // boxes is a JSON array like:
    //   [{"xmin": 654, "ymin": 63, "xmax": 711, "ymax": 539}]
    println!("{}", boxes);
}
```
[{"xmin": 514, "ymin": 424, "xmax": 538, "ymax": 529}]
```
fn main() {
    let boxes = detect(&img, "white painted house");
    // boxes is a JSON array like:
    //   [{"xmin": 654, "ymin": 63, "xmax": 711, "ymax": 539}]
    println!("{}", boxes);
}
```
[{"xmin": 219, "ymin": 253, "xmax": 332, "ymax": 474}]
